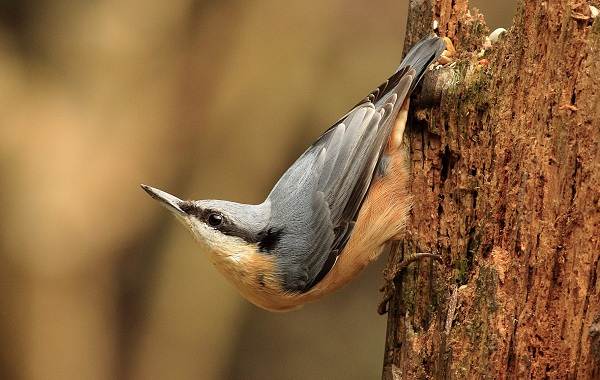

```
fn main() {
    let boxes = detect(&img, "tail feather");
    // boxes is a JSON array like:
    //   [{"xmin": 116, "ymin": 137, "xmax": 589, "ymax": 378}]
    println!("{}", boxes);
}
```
[{"xmin": 398, "ymin": 36, "xmax": 446, "ymax": 94}]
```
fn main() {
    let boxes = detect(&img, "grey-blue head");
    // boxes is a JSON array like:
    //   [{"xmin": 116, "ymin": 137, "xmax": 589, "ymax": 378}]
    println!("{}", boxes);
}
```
[{"xmin": 140, "ymin": 185, "xmax": 277, "ymax": 258}]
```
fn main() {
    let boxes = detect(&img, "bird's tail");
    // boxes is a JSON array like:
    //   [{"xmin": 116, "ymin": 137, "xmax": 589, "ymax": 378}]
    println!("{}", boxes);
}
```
[{"xmin": 398, "ymin": 36, "xmax": 446, "ymax": 94}]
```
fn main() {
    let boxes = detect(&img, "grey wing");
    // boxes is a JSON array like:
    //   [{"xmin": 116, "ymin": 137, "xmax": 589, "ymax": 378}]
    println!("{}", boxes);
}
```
[
  {"xmin": 267, "ymin": 36, "xmax": 446, "ymax": 293},
  {"xmin": 266, "ymin": 72, "xmax": 414, "ymax": 293}
]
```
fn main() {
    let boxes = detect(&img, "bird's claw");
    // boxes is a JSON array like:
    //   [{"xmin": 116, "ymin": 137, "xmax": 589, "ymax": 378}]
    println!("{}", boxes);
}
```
[
  {"xmin": 378, "ymin": 253, "xmax": 442, "ymax": 315},
  {"xmin": 378, "ymin": 282, "xmax": 395, "ymax": 315},
  {"xmin": 394, "ymin": 252, "xmax": 442, "ymax": 273}
]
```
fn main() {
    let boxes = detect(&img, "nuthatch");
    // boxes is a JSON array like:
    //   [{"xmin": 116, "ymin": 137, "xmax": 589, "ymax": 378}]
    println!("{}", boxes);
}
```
[{"xmin": 142, "ymin": 36, "xmax": 446, "ymax": 312}]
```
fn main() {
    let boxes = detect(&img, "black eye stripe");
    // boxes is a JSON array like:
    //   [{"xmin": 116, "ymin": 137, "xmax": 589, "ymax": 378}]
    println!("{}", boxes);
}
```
[
  {"xmin": 179, "ymin": 203, "xmax": 223, "ymax": 224},
  {"xmin": 179, "ymin": 203, "xmax": 281, "ymax": 249},
  {"xmin": 179, "ymin": 203, "xmax": 203, "ymax": 217}
]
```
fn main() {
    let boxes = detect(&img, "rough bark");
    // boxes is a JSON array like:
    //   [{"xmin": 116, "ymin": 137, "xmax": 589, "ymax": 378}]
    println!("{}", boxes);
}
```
[{"xmin": 382, "ymin": 0, "xmax": 600, "ymax": 379}]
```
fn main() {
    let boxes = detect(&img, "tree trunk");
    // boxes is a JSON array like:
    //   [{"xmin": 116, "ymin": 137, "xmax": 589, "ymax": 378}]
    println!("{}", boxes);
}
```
[{"xmin": 382, "ymin": 0, "xmax": 600, "ymax": 378}]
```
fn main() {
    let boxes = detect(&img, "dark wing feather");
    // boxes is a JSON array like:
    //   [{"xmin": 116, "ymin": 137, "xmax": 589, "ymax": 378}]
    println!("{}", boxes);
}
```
[{"xmin": 266, "ymin": 36, "xmax": 446, "ymax": 292}]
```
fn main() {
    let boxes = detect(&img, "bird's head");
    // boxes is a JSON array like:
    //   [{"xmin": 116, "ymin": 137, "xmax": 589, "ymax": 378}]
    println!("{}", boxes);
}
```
[
  {"xmin": 140, "ymin": 184, "xmax": 271, "ymax": 261},
  {"xmin": 140, "ymin": 184, "xmax": 292, "ymax": 310}
]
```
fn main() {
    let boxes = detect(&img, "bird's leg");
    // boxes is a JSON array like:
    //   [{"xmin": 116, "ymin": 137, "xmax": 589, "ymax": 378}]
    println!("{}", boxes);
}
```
[
  {"xmin": 378, "ymin": 252, "xmax": 442, "ymax": 315},
  {"xmin": 378, "ymin": 282, "xmax": 395, "ymax": 315}
]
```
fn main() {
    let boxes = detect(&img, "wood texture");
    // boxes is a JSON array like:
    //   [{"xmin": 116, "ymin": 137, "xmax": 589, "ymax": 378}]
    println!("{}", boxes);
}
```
[{"xmin": 383, "ymin": 0, "xmax": 600, "ymax": 378}]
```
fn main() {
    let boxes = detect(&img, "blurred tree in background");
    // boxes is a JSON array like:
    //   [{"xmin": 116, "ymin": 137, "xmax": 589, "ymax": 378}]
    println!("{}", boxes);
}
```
[{"xmin": 0, "ymin": 1, "xmax": 514, "ymax": 379}]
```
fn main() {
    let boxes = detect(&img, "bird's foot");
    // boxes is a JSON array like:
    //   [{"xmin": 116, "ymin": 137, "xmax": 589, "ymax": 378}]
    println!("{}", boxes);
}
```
[
  {"xmin": 393, "ymin": 252, "xmax": 442, "ymax": 273},
  {"xmin": 378, "ymin": 253, "xmax": 442, "ymax": 315}
]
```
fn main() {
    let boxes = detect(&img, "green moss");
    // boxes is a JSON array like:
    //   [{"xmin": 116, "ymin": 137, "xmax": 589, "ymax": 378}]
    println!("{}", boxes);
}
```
[
  {"xmin": 475, "ymin": 266, "xmax": 499, "ymax": 313},
  {"xmin": 455, "ymin": 257, "xmax": 470, "ymax": 285},
  {"xmin": 462, "ymin": 266, "xmax": 500, "ymax": 344},
  {"xmin": 441, "ymin": 64, "xmax": 492, "ymax": 144},
  {"xmin": 461, "ymin": 13, "xmax": 490, "ymax": 51},
  {"xmin": 444, "ymin": 60, "xmax": 492, "ymax": 116},
  {"xmin": 471, "ymin": 20, "xmax": 485, "ymax": 36},
  {"xmin": 464, "ymin": 70, "xmax": 492, "ymax": 107},
  {"xmin": 451, "ymin": 265, "xmax": 500, "ymax": 376},
  {"xmin": 428, "ymin": 272, "xmax": 446, "ymax": 314},
  {"xmin": 401, "ymin": 278, "xmax": 417, "ymax": 316}
]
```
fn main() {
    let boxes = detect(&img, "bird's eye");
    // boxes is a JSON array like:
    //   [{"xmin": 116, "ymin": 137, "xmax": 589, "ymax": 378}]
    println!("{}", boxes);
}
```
[{"xmin": 207, "ymin": 212, "xmax": 224, "ymax": 227}]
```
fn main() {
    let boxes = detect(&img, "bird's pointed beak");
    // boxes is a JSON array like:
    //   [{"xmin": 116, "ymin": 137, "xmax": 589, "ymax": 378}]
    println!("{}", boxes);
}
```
[{"xmin": 140, "ymin": 184, "xmax": 186, "ymax": 215}]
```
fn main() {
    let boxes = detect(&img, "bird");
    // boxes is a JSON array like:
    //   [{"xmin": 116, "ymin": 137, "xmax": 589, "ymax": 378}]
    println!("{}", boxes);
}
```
[{"xmin": 142, "ymin": 36, "xmax": 446, "ymax": 312}]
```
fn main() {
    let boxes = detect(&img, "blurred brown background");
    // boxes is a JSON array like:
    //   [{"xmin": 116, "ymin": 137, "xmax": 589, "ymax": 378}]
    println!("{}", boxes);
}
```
[{"xmin": 0, "ymin": 1, "xmax": 515, "ymax": 379}]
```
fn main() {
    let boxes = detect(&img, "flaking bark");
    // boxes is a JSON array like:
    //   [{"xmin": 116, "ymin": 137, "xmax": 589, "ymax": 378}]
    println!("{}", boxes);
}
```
[{"xmin": 382, "ymin": 0, "xmax": 600, "ymax": 378}]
